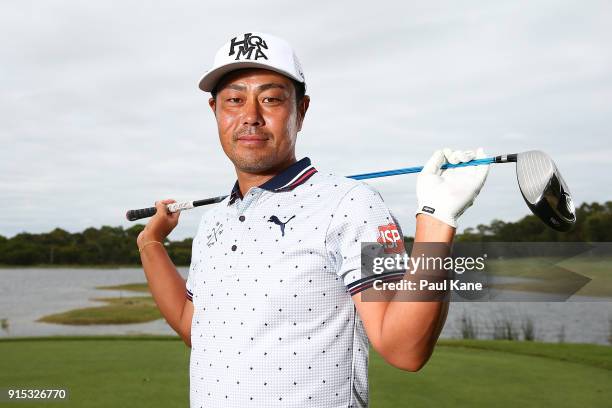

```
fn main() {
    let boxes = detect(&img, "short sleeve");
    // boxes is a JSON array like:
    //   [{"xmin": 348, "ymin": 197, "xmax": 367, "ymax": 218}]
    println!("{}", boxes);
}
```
[
  {"xmin": 185, "ymin": 264, "xmax": 195, "ymax": 302},
  {"xmin": 325, "ymin": 183, "xmax": 406, "ymax": 296},
  {"xmin": 185, "ymin": 215, "xmax": 207, "ymax": 302}
]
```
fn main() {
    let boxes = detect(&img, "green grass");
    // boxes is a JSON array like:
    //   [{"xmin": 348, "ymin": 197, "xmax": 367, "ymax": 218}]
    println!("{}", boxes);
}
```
[
  {"xmin": 370, "ymin": 340, "xmax": 612, "ymax": 408},
  {"xmin": 96, "ymin": 282, "xmax": 150, "ymax": 292},
  {"xmin": 37, "ymin": 282, "xmax": 155, "ymax": 325},
  {"xmin": 560, "ymin": 257, "xmax": 612, "ymax": 297},
  {"xmin": 485, "ymin": 257, "xmax": 612, "ymax": 298},
  {"xmin": 37, "ymin": 296, "xmax": 161, "ymax": 325},
  {"xmin": 437, "ymin": 339, "xmax": 612, "ymax": 371},
  {"xmin": 0, "ymin": 336, "xmax": 189, "ymax": 407},
  {"xmin": 0, "ymin": 337, "xmax": 610, "ymax": 407}
]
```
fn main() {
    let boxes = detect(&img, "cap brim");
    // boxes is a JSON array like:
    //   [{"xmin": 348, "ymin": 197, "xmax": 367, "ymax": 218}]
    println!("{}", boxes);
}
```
[{"xmin": 198, "ymin": 61, "xmax": 304, "ymax": 92}]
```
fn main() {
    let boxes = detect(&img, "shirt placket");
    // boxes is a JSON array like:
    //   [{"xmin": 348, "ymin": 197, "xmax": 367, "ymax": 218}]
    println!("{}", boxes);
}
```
[{"xmin": 229, "ymin": 187, "xmax": 263, "ymax": 275}]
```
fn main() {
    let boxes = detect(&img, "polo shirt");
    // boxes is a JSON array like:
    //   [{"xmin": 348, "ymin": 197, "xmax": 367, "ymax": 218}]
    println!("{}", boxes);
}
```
[{"xmin": 185, "ymin": 157, "xmax": 403, "ymax": 408}]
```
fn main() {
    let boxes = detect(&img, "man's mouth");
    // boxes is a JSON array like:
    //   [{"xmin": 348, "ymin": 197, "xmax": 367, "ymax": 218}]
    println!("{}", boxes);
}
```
[
  {"xmin": 237, "ymin": 134, "xmax": 268, "ymax": 141},
  {"xmin": 236, "ymin": 133, "xmax": 270, "ymax": 147}
]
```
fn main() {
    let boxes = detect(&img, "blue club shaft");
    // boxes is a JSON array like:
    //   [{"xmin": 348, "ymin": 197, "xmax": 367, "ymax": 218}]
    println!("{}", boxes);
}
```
[
  {"xmin": 127, "ymin": 155, "xmax": 510, "ymax": 221},
  {"xmin": 347, "ymin": 157, "xmax": 496, "ymax": 181}
]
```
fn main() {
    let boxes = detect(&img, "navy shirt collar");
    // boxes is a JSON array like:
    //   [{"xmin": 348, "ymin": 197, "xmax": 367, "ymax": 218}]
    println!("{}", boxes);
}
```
[{"xmin": 229, "ymin": 157, "xmax": 317, "ymax": 205}]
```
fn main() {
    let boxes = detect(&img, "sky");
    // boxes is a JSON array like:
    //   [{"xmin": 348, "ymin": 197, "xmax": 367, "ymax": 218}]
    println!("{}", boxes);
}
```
[{"xmin": 1, "ymin": 0, "xmax": 611, "ymax": 240}]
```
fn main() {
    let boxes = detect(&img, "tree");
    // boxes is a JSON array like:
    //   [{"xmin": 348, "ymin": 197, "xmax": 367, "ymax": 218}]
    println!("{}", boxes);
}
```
[{"xmin": 0, "ymin": 201, "xmax": 610, "ymax": 265}]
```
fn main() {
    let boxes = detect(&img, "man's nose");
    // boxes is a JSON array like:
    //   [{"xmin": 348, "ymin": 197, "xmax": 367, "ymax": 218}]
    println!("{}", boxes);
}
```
[{"xmin": 242, "ymin": 97, "xmax": 264, "ymax": 126}]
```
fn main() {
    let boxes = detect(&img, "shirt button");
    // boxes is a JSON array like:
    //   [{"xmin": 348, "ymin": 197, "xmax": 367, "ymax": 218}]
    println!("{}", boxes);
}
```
[
  {"xmin": 239, "ymin": 215, "xmax": 246, "ymax": 222},
  {"xmin": 231, "ymin": 245, "xmax": 237, "ymax": 251}
]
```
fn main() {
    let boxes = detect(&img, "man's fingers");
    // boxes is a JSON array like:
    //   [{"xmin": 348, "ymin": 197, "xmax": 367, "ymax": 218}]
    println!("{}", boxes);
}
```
[
  {"xmin": 470, "ymin": 147, "xmax": 490, "ymax": 190},
  {"xmin": 421, "ymin": 150, "xmax": 446, "ymax": 175},
  {"xmin": 154, "ymin": 199, "xmax": 176, "ymax": 216},
  {"xmin": 442, "ymin": 148, "xmax": 456, "ymax": 164},
  {"xmin": 443, "ymin": 148, "xmax": 476, "ymax": 164},
  {"xmin": 460, "ymin": 150, "xmax": 476, "ymax": 162}
]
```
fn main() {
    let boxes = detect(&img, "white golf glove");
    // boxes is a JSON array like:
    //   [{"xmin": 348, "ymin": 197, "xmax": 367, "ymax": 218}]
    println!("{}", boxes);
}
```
[{"xmin": 416, "ymin": 148, "xmax": 490, "ymax": 228}]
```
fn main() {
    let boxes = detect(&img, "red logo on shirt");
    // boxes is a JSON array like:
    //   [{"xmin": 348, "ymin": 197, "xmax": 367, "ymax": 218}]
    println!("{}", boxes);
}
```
[{"xmin": 377, "ymin": 223, "xmax": 405, "ymax": 254}]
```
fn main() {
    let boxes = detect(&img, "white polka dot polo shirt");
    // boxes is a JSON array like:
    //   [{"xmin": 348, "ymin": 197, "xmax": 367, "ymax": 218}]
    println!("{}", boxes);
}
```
[{"xmin": 185, "ymin": 157, "xmax": 403, "ymax": 408}]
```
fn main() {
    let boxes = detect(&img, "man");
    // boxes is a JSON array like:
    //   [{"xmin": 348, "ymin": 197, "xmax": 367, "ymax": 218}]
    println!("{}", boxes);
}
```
[{"xmin": 137, "ymin": 32, "xmax": 488, "ymax": 407}]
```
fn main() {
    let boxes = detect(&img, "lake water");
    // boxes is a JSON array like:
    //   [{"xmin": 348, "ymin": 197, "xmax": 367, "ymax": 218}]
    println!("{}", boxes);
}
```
[{"xmin": 0, "ymin": 267, "xmax": 611, "ymax": 344}]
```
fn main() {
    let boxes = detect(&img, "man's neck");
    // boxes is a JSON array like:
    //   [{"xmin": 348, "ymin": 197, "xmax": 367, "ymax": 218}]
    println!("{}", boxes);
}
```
[{"xmin": 236, "ymin": 155, "xmax": 297, "ymax": 196}]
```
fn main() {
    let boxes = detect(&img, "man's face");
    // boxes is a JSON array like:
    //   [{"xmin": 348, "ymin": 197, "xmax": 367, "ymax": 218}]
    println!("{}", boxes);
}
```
[{"xmin": 209, "ymin": 68, "xmax": 309, "ymax": 173}]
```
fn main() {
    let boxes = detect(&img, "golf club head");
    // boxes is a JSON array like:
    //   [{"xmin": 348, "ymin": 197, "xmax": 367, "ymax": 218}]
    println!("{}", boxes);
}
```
[{"xmin": 516, "ymin": 150, "xmax": 576, "ymax": 232}]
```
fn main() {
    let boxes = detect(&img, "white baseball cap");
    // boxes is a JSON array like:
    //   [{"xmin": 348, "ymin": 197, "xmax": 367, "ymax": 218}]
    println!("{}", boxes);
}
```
[{"xmin": 198, "ymin": 31, "xmax": 306, "ymax": 92}]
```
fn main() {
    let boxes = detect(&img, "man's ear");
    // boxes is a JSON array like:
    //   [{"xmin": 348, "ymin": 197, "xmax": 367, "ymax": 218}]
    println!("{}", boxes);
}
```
[
  {"xmin": 208, "ymin": 97, "xmax": 216, "ymax": 115},
  {"xmin": 296, "ymin": 95, "xmax": 310, "ymax": 132}
]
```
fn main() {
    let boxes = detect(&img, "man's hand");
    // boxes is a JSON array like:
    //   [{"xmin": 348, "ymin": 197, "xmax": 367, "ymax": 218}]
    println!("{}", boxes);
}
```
[
  {"xmin": 136, "ymin": 198, "xmax": 191, "ymax": 346},
  {"xmin": 416, "ymin": 148, "xmax": 489, "ymax": 228},
  {"xmin": 137, "ymin": 199, "xmax": 181, "ymax": 247}
]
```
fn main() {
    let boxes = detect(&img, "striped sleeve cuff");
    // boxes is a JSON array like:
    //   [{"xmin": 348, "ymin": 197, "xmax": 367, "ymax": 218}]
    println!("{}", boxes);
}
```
[
  {"xmin": 347, "ymin": 271, "xmax": 405, "ymax": 296},
  {"xmin": 186, "ymin": 289, "xmax": 193, "ymax": 302}
]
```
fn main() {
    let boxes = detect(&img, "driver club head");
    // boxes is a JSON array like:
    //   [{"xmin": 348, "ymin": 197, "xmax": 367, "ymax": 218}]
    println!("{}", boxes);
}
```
[{"xmin": 516, "ymin": 150, "xmax": 576, "ymax": 232}]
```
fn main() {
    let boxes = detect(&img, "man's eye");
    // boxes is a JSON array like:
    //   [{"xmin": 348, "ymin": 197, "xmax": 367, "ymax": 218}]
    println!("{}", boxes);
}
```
[
  {"xmin": 227, "ymin": 97, "xmax": 242, "ymax": 103},
  {"xmin": 263, "ymin": 97, "xmax": 281, "ymax": 103}
]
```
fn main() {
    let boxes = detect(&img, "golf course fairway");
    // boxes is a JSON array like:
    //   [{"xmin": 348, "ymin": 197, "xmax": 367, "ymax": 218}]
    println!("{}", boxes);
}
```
[{"xmin": 0, "ymin": 336, "xmax": 609, "ymax": 407}]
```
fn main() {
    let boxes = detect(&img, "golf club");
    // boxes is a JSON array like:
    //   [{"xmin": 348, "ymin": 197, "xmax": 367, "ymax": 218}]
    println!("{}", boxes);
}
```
[{"xmin": 125, "ymin": 150, "xmax": 576, "ymax": 232}]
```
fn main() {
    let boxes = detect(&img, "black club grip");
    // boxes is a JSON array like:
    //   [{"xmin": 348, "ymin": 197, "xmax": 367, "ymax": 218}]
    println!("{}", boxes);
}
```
[{"xmin": 126, "ymin": 206, "xmax": 157, "ymax": 221}]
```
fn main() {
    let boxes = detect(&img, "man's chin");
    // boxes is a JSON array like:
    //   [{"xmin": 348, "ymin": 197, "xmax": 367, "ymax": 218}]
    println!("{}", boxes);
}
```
[{"xmin": 231, "ymin": 151, "xmax": 278, "ymax": 174}]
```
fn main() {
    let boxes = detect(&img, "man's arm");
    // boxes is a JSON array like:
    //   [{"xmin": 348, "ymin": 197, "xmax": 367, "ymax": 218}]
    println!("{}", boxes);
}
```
[
  {"xmin": 137, "ymin": 199, "xmax": 193, "ymax": 347},
  {"xmin": 140, "ymin": 236, "xmax": 194, "ymax": 347},
  {"xmin": 352, "ymin": 215, "xmax": 453, "ymax": 371},
  {"xmin": 352, "ymin": 148, "xmax": 489, "ymax": 371}
]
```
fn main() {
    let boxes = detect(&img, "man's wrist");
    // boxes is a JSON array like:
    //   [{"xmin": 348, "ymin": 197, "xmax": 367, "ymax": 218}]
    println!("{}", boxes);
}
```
[
  {"xmin": 139, "ymin": 240, "xmax": 165, "ymax": 253},
  {"xmin": 415, "ymin": 207, "xmax": 457, "ymax": 229},
  {"xmin": 414, "ymin": 214, "xmax": 455, "ymax": 243},
  {"xmin": 138, "ymin": 230, "xmax": 165, "ymax": 247}
]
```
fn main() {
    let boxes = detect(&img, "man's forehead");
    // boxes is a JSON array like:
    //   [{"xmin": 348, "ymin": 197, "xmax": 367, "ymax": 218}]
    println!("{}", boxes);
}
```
[{"xmin": 215, "ymin": 68, "xmax": 292, "ymax": 91}]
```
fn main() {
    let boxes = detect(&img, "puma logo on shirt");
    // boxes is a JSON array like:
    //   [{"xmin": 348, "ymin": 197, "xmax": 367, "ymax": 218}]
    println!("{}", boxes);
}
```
[{"xmin": 267, "ymin": 215, "xmax": 295, "ymax": 237}]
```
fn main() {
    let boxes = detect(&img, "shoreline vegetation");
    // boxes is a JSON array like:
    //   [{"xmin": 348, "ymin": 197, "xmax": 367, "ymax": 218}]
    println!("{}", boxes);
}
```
[
  {"xmin": 37, "ymin": 283, "xmax": 157, "ymax": 325},
  {"xmin": 96, "ymin": 282, "xmax": 150, "ymax": 292},
  {"xmin": 37, "ymin": 296, "xmax": 161, "ymax": 325},
  {"xmin": 0, "ymin": 201, "xmax": 611, "ymax": 267},
  {"xmin": 0, "ymin": 264, "xmax": 145, "ymax": 269}
]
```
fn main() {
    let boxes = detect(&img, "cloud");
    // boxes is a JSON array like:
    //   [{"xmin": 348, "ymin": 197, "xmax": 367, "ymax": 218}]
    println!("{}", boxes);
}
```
[{"xmin": 1, "ymin": 0, "xmax": 611, "ymax": 239}]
